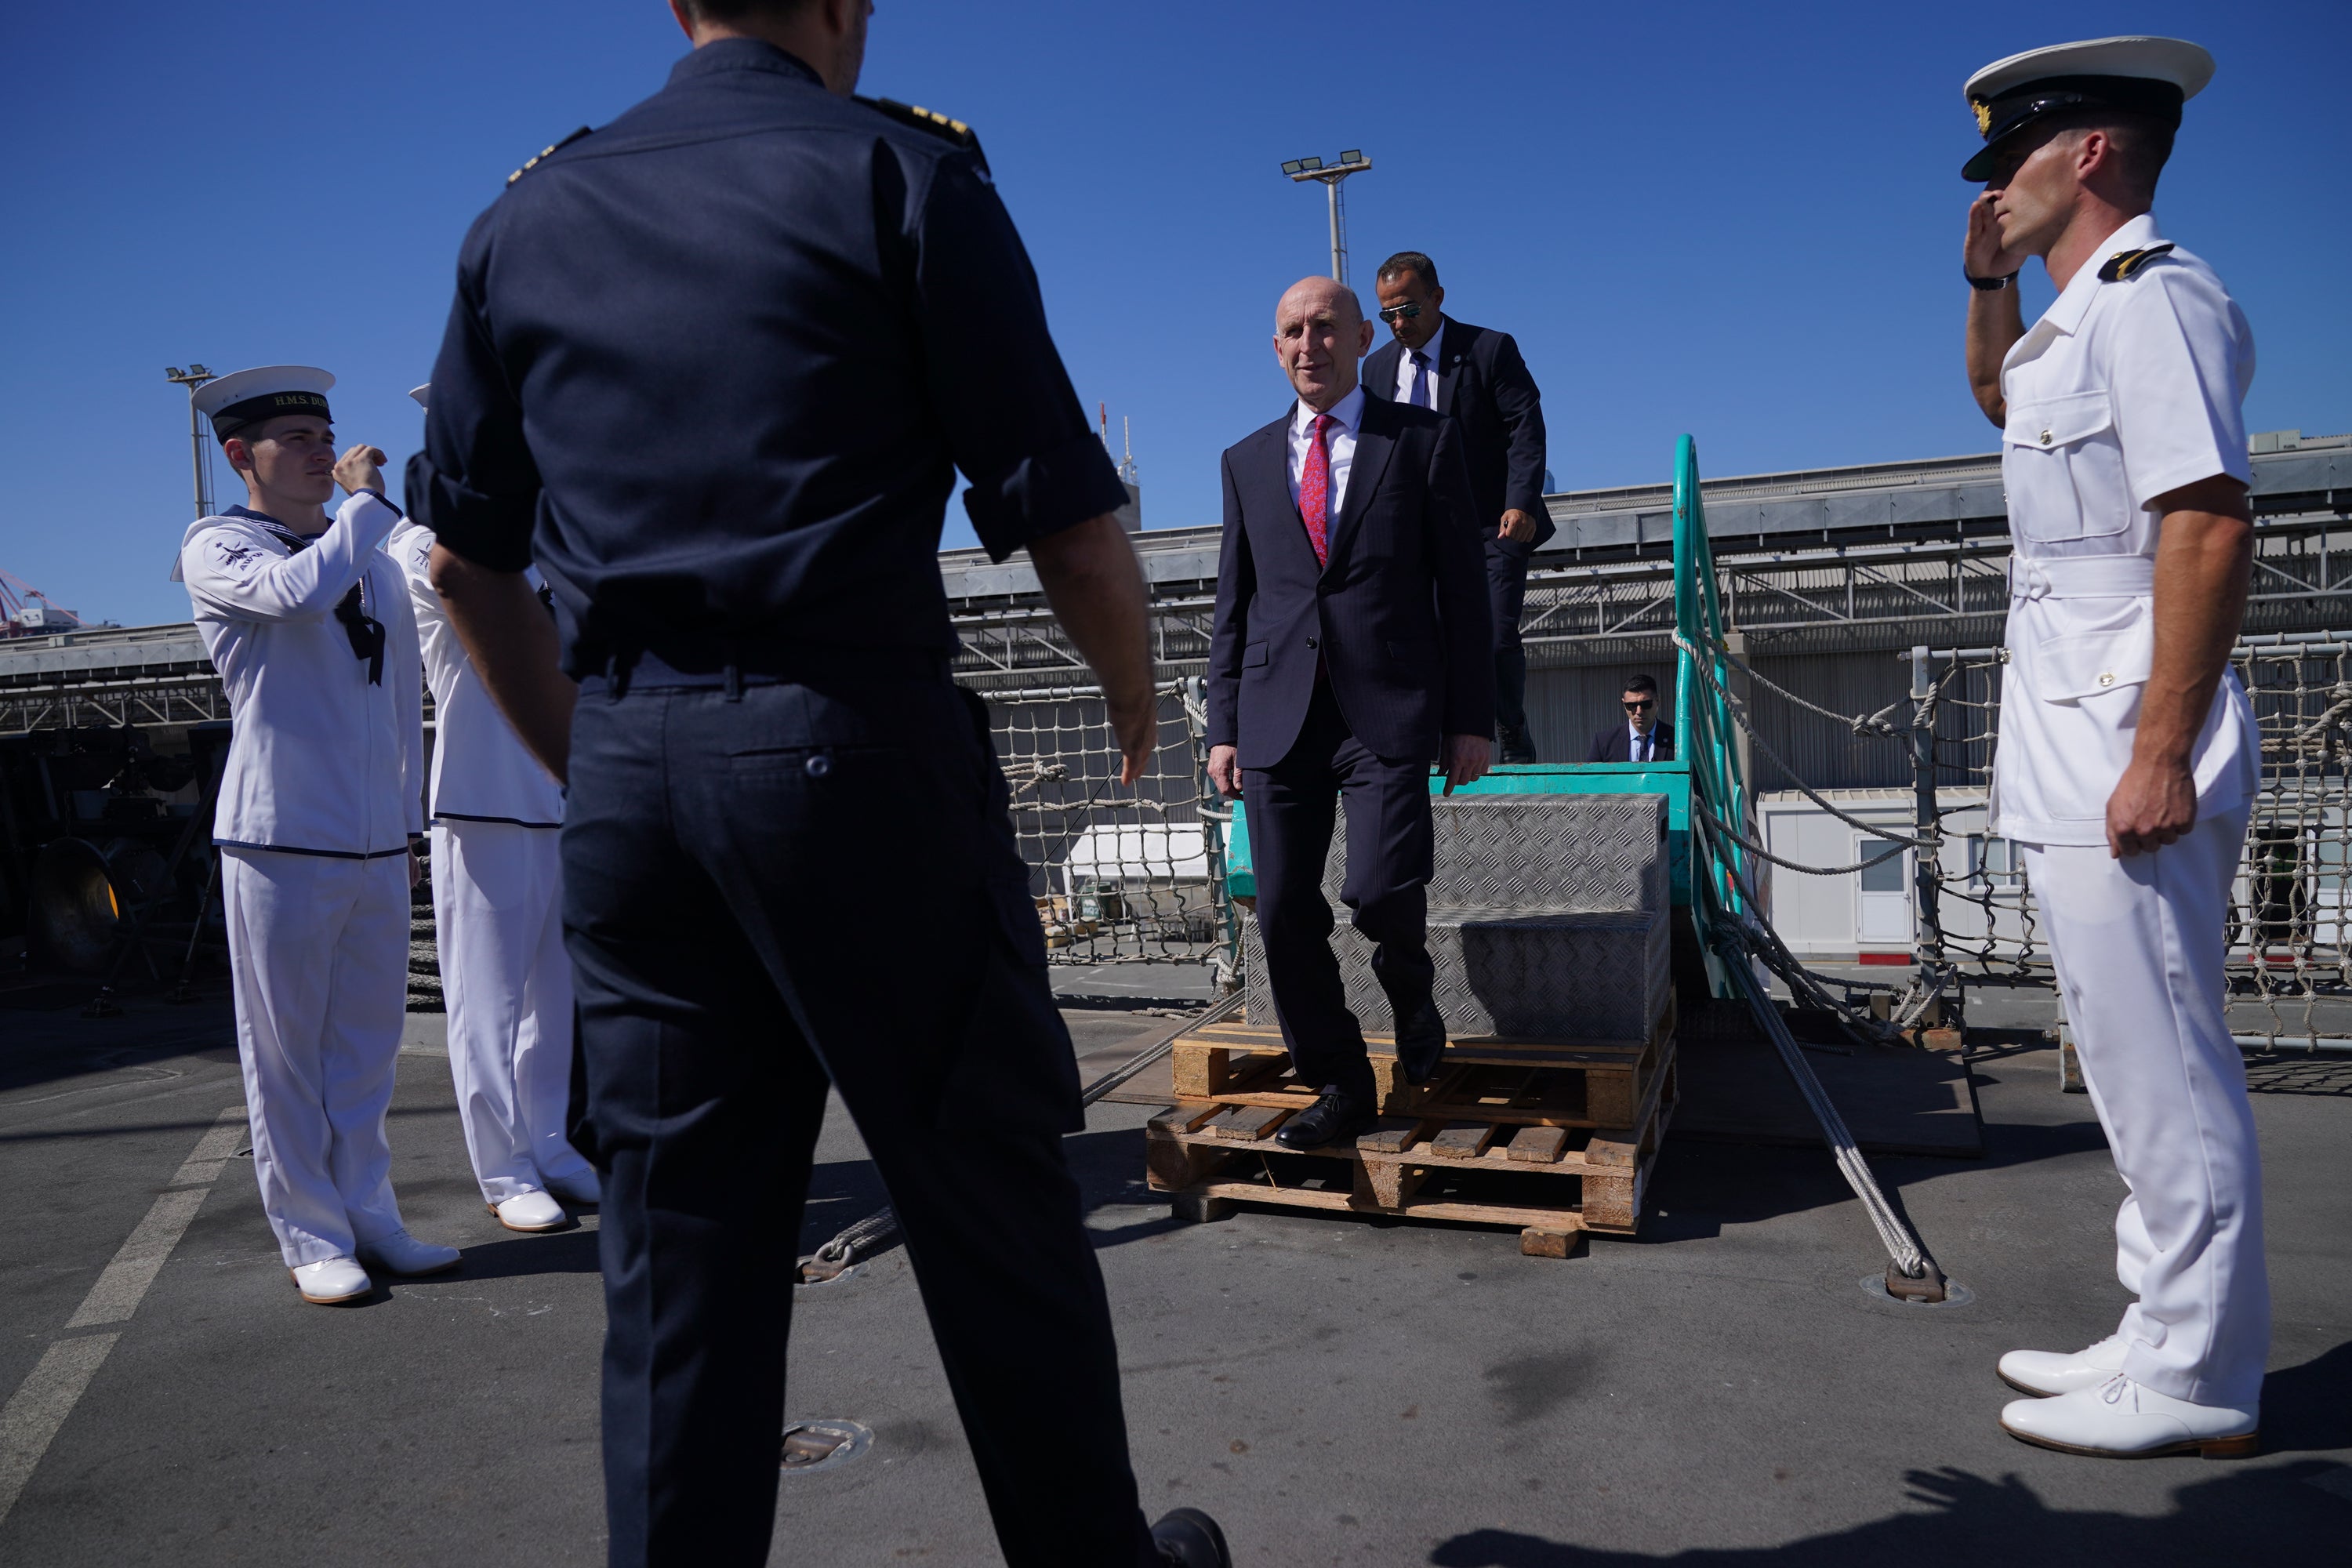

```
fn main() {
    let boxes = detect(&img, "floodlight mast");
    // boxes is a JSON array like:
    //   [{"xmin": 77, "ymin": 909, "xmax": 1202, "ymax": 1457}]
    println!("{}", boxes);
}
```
[
  {"xmin": 1282, "ymin": 150, "xmax": 1371, "ymax": 284},
  {"xmin": 163, "ymin": 364, "xmax": 217, "ymax": 521}
]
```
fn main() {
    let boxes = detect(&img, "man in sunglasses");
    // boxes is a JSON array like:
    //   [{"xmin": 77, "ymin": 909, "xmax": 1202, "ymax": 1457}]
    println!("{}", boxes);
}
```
[
  {"xmin": 1363, "ymin": 250, "xmax": 1550, "ymax": 763},
  {"xmin": 176, "ymin": 365, "xmax": 461, "ymax": 1307},
  {"xmin": 1586, "ymin": 673, "xmax": 1675, "ymax": 763}
]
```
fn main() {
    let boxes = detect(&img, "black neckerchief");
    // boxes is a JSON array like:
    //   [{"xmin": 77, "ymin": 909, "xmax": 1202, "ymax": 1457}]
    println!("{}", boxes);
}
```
[{"xmin": 226, "ymin": 506, "xmax": 387, "ymax": 684}]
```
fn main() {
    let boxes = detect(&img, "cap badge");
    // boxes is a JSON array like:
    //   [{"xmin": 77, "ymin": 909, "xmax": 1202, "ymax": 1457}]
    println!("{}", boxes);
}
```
[{"xmin": 1972, "ymin": 99, "xmax": 1992, "ymax": 134}]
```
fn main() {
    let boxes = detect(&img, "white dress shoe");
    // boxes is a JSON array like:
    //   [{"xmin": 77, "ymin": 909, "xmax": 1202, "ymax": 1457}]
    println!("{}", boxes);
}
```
[
  {"xmin": 544, "ymin": 1171, "xmax": 601, "ymax": 1207},
  {"xmin": 289, "ymin": 1257, "xmax": 372, "ymax": 1305},
  {"xmin": 2001, "ymin": 1374, "xmax": 2259, "ymax": 1458},
  {"xmin": 1998, "ymin": 1334, "xmax": 2128, "ymax": 1396},
  {"xmin": 357, "ymin": 1232, "xmax": 463, "ymax": 1276},
  {"xmin": 492, "ymin": 1191, "xmax": 568, "ymax": 1232}
]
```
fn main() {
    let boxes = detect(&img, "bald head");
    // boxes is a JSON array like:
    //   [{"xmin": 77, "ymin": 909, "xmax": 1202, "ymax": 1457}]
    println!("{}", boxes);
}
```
[{"xmin": 1273, "ymin": 276, "xmax": 1373, "ymax": 412}]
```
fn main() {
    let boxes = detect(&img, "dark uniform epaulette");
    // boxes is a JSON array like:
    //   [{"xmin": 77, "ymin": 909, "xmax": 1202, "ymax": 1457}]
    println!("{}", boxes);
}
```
[
  {"xmin": 858, "ymin": 96, "xmax": 988, "ymax": 172},
  {"xmin": 2097, "ymin": 243, "xmax": 2176, "ymax": 283},
  {"xmin": 509, "ymin": 126, "xmax": 593, "ymax": 187}
]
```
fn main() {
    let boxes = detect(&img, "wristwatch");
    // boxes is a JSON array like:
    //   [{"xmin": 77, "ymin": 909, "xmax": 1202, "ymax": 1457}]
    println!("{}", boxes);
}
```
[{"xmin": 1966, "ymin": 269, "xmax": 2020, "ymax": 291}]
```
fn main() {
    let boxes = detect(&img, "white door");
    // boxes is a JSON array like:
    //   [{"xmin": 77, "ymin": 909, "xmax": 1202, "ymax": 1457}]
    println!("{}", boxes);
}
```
[{"xmin": 1856, "ymin": 836, "xmax": 1912, "ymax": 946}]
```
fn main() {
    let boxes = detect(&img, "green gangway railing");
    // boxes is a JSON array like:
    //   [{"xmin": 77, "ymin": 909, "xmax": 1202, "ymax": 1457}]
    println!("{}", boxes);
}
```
[{"xmin": 1670, "ymin": 433, "xmax": 1756, "ymax": 1000}]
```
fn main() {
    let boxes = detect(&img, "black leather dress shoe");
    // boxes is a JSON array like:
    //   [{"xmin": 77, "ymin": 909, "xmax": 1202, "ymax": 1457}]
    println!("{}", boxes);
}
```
[
  {"xmin": 1151, "ymin": 1506, "xmax": 1232, "ymax": 1566},
  {"xmin": 1395, "ymin": 1000, "xmax": 1448, "ymax": 1085},
  {"xmin": 1497, "ymin": 723, "xmax": 1538, "ymax": 764},
  {"xmin": 1274, "ymin": 1091, "xmax": 1374, "ymax": 1150}
]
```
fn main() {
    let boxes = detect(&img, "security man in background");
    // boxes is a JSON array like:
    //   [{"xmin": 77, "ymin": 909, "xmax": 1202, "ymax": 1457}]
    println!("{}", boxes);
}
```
[
  {"xmin": 1957, "ymin": 37, "xmax": 2267, "ymax": 1460},
  {"xmin": 1363, "ymin": 251, "xmax": 1550, "ymax": 762},
  {"xmin": 410, "ymin": 2, "xmax": 1229, "ymax": 1564}
]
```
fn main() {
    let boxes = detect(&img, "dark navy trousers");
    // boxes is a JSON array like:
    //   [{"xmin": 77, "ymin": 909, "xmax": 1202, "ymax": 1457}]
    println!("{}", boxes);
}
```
[
  {"xmin": 562, "ymin": 668, "xmax": 1154, "ymax": 1568},
  {"xmin": 1243, "ymin": 681, "xmax": 1437, "ymax": 1106},
  {"xmin": 1487, "ymin": 538, "xmax": 1532, "ymax": 739}
]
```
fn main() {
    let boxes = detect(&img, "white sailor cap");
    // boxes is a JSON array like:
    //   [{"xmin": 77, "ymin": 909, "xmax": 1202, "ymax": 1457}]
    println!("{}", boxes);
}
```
[
  {"xmin": 191, "ymin": 365, "xmax": 336, "ymax": 441},
  {"xmin": 408, "ymin": 383, "xmax": 430, "ymax": 409},
  {"xmin": 1961, "ymin": 36, "xmax": 2214, "ymax": 180},
  {"xmin": 169, "ymin": 365, "xmax": 336, "ymax": 581}
]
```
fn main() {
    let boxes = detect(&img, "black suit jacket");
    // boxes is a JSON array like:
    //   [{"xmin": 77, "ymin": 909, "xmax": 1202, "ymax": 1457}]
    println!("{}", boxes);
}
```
[
  {"xmin": 1586, "ymin": 720, "xmax": 1676, "ymax": 764},
  {"xmin": 1207, "ymin": 397, "xmax": 1493, "ymax": 768},
  {"xmin": 1363, "ymin": 315, "xmax": 1552, "ymax": 549}
]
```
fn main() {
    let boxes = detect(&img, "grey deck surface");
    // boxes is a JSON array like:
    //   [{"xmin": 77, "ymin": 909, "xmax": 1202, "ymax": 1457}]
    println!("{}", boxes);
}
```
[
  {"xmin": 2, "ymin": 979, "xmax": 2350, "ymax": 1565},
  {"xmin": 1671, "ymin": 1034, "xmax": 1983, "ymax": 1157}
]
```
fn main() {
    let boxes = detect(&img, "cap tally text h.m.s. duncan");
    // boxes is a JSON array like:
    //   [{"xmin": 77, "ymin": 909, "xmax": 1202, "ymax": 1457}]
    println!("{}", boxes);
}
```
[{"xmin": 192, "ymin": 365, "xmax": 336, "ymax": 441}]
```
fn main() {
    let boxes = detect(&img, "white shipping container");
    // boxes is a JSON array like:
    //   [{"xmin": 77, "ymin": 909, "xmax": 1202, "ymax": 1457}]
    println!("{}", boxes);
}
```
[{"xmin": 1755, "ymin": 788, "xmax": 2036, "ymax": 962}]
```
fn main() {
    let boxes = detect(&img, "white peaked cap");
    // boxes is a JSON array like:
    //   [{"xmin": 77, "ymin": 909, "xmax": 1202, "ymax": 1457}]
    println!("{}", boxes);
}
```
[{"xmin": 1964, "ymin": 35, "xmax": 2216, "ymax": 107}]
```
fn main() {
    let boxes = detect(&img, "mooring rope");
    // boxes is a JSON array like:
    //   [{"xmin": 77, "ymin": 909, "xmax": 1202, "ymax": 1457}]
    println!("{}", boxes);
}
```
[{"xmin": 1669, "ymin": 633, "xmax": 1937, "ymax": 851}]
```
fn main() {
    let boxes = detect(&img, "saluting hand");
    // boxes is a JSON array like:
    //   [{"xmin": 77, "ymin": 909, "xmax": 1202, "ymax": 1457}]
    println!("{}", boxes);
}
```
[
  {"xmin": 1964, "ymin": 192, "xmax": 2029, "ymax": 281},
  {"xmin": 334, "ymin": 444, "xmax": 390, "ymax": 499}
]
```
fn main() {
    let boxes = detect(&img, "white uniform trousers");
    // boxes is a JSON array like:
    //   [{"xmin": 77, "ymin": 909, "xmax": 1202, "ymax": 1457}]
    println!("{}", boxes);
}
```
[
  {"xmin": 222, "ymin": 848, "xmax": 412, "ymax": 1268},
  {"xmin": 430, "ymin": 818, "xmax": 592, "ymax": 1203},
  {"xmin": 2022, "ymin": 798, "xmax": 2270, "ymax": 1410}
]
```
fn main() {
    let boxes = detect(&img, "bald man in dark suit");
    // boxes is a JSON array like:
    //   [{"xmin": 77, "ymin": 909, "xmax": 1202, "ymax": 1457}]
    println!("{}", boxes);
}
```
[{"xmin": 1206, "ymin": 277, "xmax": 1493, "ymax": 1150}]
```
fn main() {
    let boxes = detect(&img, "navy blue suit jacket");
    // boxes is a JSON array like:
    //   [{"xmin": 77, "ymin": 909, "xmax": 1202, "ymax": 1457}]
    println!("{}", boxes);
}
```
[
  {"xmin": 1206, "ymin": 397, "xmax": 1494, "ymax": 768},
  {"xmin": 1586, "ymin": 720, "xmax": 1676, "ymax": 764},
  {"xmin": 1363, "ymin": 316, "xmax": 1552, "ymax": 549}
]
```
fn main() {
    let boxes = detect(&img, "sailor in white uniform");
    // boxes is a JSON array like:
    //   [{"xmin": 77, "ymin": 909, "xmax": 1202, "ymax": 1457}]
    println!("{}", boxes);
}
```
[
  {"xmin": 176, "ymin": 365, "xmax": 462, "ymax": 1305},
  {"xmin": 1958, "ymin": 39, "xmax": 2267, "ymax": 1457},
  {"xmin": 390, "ymin": 384, "xmax": 597, "ymax": 1233}
]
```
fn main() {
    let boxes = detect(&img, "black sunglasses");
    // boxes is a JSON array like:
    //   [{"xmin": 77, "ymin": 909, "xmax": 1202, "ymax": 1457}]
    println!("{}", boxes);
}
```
[
  {"xmin": 1377, "ymin": 303, "xmax": 1423, "ymax": 322},
  {"xmin": 1623, "ymin": 699, "xmax": 1654, "ymax": 711}
]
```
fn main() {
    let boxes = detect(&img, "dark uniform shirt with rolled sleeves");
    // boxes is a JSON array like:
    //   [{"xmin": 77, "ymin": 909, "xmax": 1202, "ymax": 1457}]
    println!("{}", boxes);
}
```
[{"xmin": 412, "ymin": 39, "xmax": 1154, "ymax": 1568}]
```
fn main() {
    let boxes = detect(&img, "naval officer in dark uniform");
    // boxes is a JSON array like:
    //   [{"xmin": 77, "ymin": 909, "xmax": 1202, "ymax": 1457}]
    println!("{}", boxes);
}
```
[{"xmin": 410, "ymin": 3, "xmax": 1229, "ymax": 1565}]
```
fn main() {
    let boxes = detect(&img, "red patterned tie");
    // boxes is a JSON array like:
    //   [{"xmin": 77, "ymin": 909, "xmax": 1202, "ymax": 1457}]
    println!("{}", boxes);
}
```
[{"xmin": 1300, "ymin": 412, "xmax": 1334, "ymax": 565}]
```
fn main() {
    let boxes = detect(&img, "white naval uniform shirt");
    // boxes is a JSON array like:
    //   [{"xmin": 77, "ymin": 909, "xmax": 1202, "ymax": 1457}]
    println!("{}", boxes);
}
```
[
  {"xmin": 1993, "ymin": 212, "xmax": 2259, "ymax": 846},
  {"xmin": 388, "ymin": 521, "xmax": 565, "ymax": 828},
  {"xmin": 1392, "ymin": 322, "xmax": 1446, "ymax": 409},
  {"xmin": 178, "ymin": 492, "xmax": 425, "ymax": 857},
  {"xmin": 1286, "ymin": 385, "xmax": 1366, "ymax": 520}
]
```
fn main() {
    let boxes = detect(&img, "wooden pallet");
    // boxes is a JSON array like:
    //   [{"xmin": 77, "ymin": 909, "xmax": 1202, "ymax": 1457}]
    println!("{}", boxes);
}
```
[
  {"xmin": 1145, "ymin": 1042, "xmax": 1678, "ymax": 1256},
  {"xmin": 1174, "ymin": 993, "xmax": 1676, "ymax": 1127}
]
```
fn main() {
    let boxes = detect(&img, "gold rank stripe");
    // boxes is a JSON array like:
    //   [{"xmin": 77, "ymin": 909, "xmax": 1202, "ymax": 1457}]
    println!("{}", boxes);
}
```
[
  {"xmin": 509, "ymin": 125, "xmax": 593, "ymax": 186},
  {"xmin": 908, "ymin": 104, "xmax": 971, "ymax": 136},
  {"xmin": 2096, "ymin": 243, "xmax": 2176, "ymax": 283}
]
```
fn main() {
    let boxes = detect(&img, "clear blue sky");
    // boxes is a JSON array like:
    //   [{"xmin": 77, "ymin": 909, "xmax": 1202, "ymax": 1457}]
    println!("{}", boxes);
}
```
[{"xmin": 5, "ymin": 1, "xmax": 2345, "ymax": 629}]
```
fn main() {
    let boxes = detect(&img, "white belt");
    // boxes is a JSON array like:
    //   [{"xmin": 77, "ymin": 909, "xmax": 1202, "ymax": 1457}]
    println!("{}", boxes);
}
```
[{"xmin": 2009, "ymin": 554, "xmax": 2156, "ymax": 601}]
